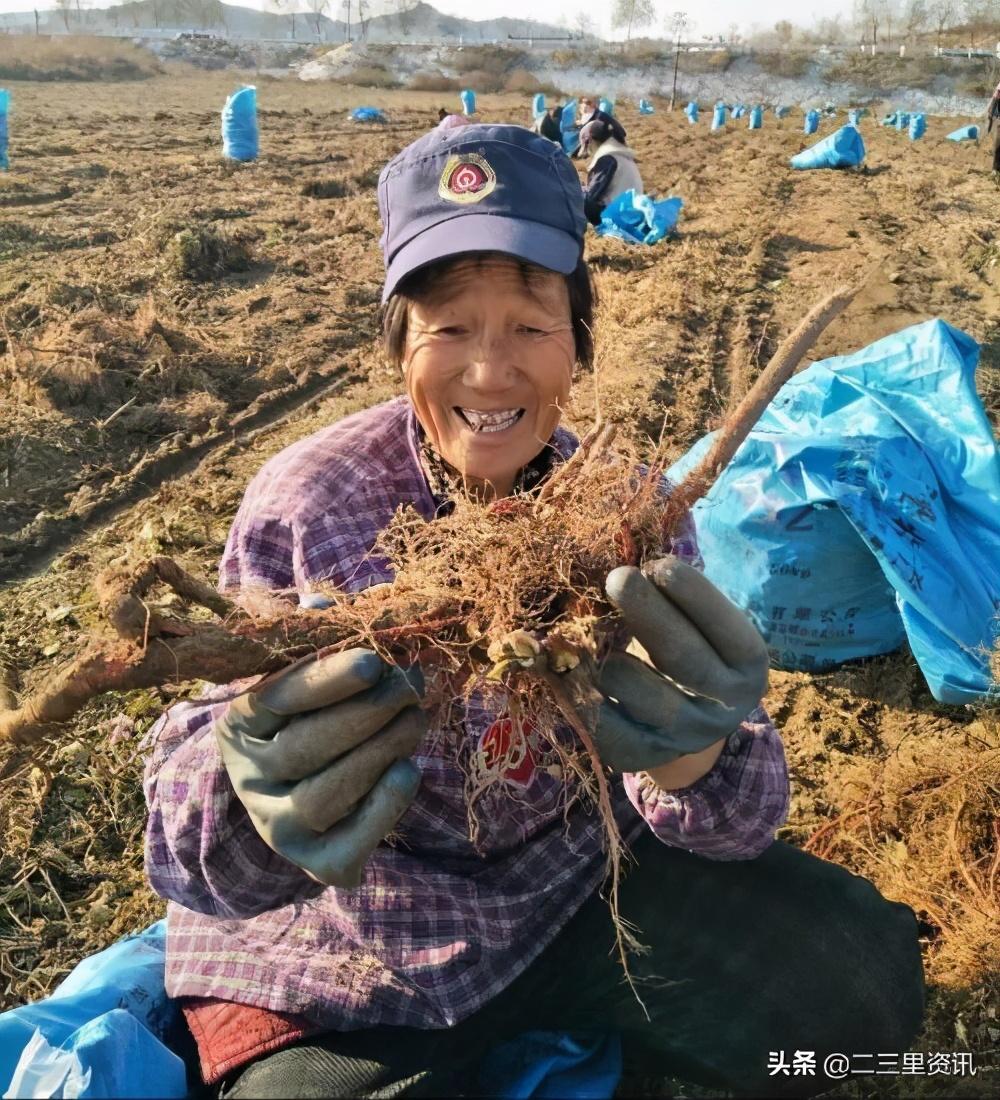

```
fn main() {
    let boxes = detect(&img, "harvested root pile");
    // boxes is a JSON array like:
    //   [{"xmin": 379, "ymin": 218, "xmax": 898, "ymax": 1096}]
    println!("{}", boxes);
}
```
[
  {"xmin": 0, "ymin": 285, "xmax": 856, "ymax": 991},
  {"xmin": 805, "ymin": 724, "xmax": 1000, "ymax": 986}
]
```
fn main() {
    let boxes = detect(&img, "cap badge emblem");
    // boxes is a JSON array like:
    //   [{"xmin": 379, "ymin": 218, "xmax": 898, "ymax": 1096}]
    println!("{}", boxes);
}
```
[{"xmin": 438, "ymin": 153, "xmax": 496, "ymax": 205}]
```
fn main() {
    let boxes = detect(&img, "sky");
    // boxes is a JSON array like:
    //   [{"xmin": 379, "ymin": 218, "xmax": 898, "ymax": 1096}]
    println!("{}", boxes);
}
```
[{"xmin": 0, "ymin": 0, "xmax": 853, "ymax": 40}]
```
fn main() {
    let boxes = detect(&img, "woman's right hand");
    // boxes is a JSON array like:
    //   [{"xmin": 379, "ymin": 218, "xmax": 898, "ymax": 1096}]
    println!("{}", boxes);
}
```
[{"xmin": 214, "ymin": 649, "xmax": 426, "ymax": 888}]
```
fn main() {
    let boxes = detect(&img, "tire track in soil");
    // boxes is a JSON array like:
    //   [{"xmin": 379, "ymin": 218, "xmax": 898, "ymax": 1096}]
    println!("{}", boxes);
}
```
[{"xmin": 640, "ymin": 142, "xmax": 791, "ymax": 449}]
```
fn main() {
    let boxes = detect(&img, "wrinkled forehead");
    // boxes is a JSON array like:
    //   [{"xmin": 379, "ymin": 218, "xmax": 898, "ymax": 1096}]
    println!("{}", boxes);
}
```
[{"xmin": 411, "ymin": 255, "xmax": 569, "ymax": 311}]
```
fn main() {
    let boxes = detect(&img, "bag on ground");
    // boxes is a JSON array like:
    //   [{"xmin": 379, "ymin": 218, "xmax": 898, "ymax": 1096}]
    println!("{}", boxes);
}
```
[
  {"xmin": 946, "ymin": 124, "xmax": 979, "ymax": 141},
  {"xmin": 0, "ymin": 922, "xmax": 187, "ymax": 1098},
  {"xmin": 667, "ymin": 320, "xmax": 1000, "ymax": 704},
  {"xmin": 790, "ymin": 125, "xmax": 865, "ymax": 169},
  {"xmin": 0, "ymin": 89, "xmax": 8, "ymax": 171},
  {"xmin": 597, "ymin": 190, "xmax": 683, "ymax": 245},
  {"xmin": 221, "ymin": 85, "xmax": 258, "ymax": 161}
]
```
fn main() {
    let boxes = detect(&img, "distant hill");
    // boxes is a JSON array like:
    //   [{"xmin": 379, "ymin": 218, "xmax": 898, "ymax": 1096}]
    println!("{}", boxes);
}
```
[{"xmin": 0, "ymin": 1, "xmax": 576, "ymax": 45}]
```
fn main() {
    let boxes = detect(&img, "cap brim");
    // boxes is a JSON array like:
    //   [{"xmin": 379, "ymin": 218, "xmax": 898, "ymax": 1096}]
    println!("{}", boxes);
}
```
[{"xmin": 381, "ymin": 214, "xmax": 581, "ymax": 303}]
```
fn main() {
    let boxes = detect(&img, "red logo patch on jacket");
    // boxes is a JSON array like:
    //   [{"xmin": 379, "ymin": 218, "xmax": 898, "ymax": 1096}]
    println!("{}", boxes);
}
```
[{"xmin": 479, "ymin": 717, "xmax": 537, "ymax": 787}]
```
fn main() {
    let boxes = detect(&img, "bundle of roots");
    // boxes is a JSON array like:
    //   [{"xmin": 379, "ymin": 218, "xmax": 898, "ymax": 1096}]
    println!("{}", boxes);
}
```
[{"xmin": 0, "ymin": 286, "xmax": 856, "ymax": 994}]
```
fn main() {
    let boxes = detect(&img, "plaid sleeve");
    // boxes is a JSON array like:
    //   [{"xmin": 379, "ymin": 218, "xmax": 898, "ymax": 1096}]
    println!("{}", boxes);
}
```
[
  {"xmin": 622, "ymin": 706, "xmax": 789, "ymax": 861},
  {"xmin": 142, "ymin": 686, "xmax": 321, "ymax": 918}
]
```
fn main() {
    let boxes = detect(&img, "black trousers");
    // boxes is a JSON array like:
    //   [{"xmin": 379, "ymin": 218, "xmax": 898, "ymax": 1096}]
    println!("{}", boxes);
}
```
[
  {"xmin": 992, "ymin": 124, "xmax": 1000, "ymax": 172},
  {"xmin": 218, "ymin": 832, "xmax": 925, "ymax": 1099}
]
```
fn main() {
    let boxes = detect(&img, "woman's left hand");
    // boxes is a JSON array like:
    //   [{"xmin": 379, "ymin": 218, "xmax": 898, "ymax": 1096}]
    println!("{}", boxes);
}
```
[{"xmin": 589, "ymin": 557, "xmax": 769, "ymax": 774}]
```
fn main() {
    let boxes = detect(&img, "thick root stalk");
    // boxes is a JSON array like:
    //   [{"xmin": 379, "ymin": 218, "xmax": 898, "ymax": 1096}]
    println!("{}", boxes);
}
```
[{"xmin": 666, "ymin": 283, "xmax": 858, "ymax": 521}]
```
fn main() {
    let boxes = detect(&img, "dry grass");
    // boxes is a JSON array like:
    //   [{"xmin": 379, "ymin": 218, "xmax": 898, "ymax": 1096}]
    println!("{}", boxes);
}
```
[
  {"xmin": 1, "ymin": 74, "xmax": 999, "ymax": 1095},
  {"xmin": 0, "ymin": 36, "xmax": 163, "ymax": 82}
]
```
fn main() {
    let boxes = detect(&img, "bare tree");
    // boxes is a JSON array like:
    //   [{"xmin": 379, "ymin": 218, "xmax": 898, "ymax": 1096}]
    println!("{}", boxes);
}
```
[
  {"xmin": 342, "ymin": 0, "xmax": 351, "ymax": 42},
  {"xmin": 879, "ymin": 0, "xmax": 898, "ymax": 46},
  {"xmin": 357, "ymin": 0, "xmax": 370, "ymax": 40},
  {"xmin": 573, "ymin": 11, "xmax": 598, "ymax": 39},
  {"xmin": 902, "ymin": 0, "xmax": 929, "ymax": 42},
  {"xmin": 928, "ymin": 0, "xmax": 954, "ymax": 47},
  {"xmin": 814, "ymin": 14, "xmax": 848, "ymax": 43},
  {"xmin": 394, "ymin": 0, "xmax": 418, "ymax": 37},
  {"xmin": 54, "ymin": 0, "xmax": 72, "ymax": 31},
  {"xmin": 612, "ymin": 0, "xmax": 656, "ymax": 43},
  {"xmin": 774, "ymin": 19, "xmax": 795, "ymax": 48},
  {"xmin": 854, "ymin": 0, "xmax": 880, "ymax": 47},
  {"xmin": 667, "ymin": 11, "xmax": 690, "ymax": 109},
  {"xmin": 307, "ymin": 0, "xmax": 329, "ymax": 40}
]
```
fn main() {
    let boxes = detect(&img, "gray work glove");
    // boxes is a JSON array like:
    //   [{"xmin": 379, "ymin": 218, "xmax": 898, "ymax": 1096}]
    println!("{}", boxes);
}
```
[
  {"xmin": 592, "ymin": 556, "xmax": 769, "ymax": 772},
  {"xmin": 214, "ymin": 649, "xmax": 426, "ymax": 888}
]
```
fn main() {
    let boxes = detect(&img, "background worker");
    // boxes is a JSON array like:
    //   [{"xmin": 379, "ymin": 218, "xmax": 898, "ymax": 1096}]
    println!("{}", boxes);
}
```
[
  {"xmin": 580, "ymin": 112, "xmax": 643, "ymax": 226},
  {"xmin": 987, "ymin": 80, "xmax": 1000, "ymax": 176}
]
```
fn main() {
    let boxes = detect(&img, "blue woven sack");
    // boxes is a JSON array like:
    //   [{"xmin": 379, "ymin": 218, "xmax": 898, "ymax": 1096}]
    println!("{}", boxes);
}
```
[
  {"xmin": 460, "ymin": 88, "xmax": 476, "ymax": 115},
  {"xmin": 221, "ymin": 85, "xmax": 258, "ymax": 161},
  {"xmin": 946, "ymin": 124, "xmax": 979, "ymax": 141},
  {"xmin": 748, "ymin": 105, "xmax": 763, "ymax": 129},
  {"xmin": 790, "ymin": 125, "xmax": 865, "ymax": 169},
  {"xmin": 597, "ymin": 190, "xmax": 682, "ymax": 245},
  {"xmin": 804, "ymin": 108, "xmax": 820, "ymax": 135},
  {"xmin": 667, "ymin": 320, "xmax": 1000, "ymax": 703},
  {"xmin": 0, "ymin": 89, "xmax": 8, "ymax": 171}
]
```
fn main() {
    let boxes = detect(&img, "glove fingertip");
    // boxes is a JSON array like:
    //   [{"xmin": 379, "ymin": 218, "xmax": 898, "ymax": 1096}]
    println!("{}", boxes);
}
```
[{"xmin": 605, "ymin": 564, "xmax": 641, "ymax": 607}]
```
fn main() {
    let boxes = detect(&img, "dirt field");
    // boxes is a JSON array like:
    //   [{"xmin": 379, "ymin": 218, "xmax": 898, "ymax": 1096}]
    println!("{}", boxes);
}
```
[{"xmin": 1, "ymin": 73, "xmax": 998, "ymax": 1096}]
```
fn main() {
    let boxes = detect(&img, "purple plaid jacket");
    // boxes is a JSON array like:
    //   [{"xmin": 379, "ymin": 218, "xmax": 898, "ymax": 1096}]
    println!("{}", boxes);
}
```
[{"xmin": 143, "ymin": 397, "xmax": 789, "ymax": 1030}]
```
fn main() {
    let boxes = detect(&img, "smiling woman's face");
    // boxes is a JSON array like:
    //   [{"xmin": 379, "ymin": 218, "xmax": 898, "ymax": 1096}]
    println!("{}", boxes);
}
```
[{"xmin": 403, "ymin": 257, "xmax": 576, "ymax": 499}]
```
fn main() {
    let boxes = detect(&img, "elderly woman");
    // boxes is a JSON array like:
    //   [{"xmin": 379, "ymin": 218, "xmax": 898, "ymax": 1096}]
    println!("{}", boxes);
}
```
[{"xmin": 145, "ymin": 125, "xmax": 923, "ymax": 1098}]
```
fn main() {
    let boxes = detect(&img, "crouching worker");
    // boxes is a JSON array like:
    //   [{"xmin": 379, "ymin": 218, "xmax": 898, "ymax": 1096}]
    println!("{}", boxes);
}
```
[
  {"xmin": 143, "ymin": 124, "xmax": 925, "ymax": 1098},
  {"xmin": 580, "ymin": 112, "xmax": 643, "ymax": 226}
]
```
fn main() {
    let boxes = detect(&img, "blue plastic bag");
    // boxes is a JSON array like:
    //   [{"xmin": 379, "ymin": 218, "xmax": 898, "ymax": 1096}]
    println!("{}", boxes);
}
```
[
  {"xmin": 597, "ymin": 190, "xmax": 682, "ymax": 245},
  {"xmin": 895, "ymin": 111, "xmax": 910, "ymax": 130},
  {"xmin": 350, "ymin": 106, "xmax": 386, "ymax": 123},
  {"xmin": 711, "ymin": 104, "xmax": 726, "ymax": 131},
  {"xmin": 804, "ymin": 108, "xmax": 820, "ymax": 135},
  {"xmin": 748, "ymin": 105, "xmax": 763, "ymax": 130},
  {"xmin": 909, "ymin": 113, "xmax": 926, "ymax": 140},
  {"xmin": 479, "ymin": 1031, "xmax": 622, "ymax": 1099},
  {"xmin": 732, "ymin": 104, "xmax": 747, "ymax": 119},
  {"xmin": 638, "ymin": 98, "xmax": 654, "ymax": 115},
  {"xmin": 0, "ymin": 89, "xmax": 8, "ymax": 171},
  {"xmin": 560, "ymin": 99, "xmax": 580, "ymax": 155},
  {"xmin": 533, "ymin": 93, "xmax": 546, "ymax": 118},
  {"xmin": 946, "ymin": 124, "xmax": 979, "ymax": 141},
  {"xmin": 460, "ymin": 88, "xmax": 476, "ymax": 115},
  {"xmin": 221, "ymin": 85, "xmax": 258, "ymax": 161},
  {"xmin": 667, "ymin": 320, "xmax": 1000, "ymax": 703},
  {"xmin": 790, "ymin": 125, "xmax": 865, "ymax": 170},
  {"xmin": 684, "ymin": 101, "xmax": 699, "ymax": 124},
  {"xmin": 848, "ymin": 108, "xmax": 862, "ymax": 126},
  {"xmin": 0, "ymin": 922, "xmax": 187, "ymax": 1098},
  {"xmin": 598, "ymin": 97, "xmax": 614, "ymax": 114},
  {"xmin": 774, "ymin": 105, "xmax": 791, "ymax": 119},
  {"xmin": 881, "ymin": 112, "xmax": 897, "ymax": 126}
]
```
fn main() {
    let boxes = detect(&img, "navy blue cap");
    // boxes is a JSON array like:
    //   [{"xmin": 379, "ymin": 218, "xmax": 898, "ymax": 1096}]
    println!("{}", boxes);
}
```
[{"xmin": 378, "ymin": 124, "xmax": 587, "ymax": 303}]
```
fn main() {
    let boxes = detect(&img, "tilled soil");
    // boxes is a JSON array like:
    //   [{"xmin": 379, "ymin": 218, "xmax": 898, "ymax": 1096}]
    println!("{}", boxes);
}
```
[{"xmin": 0, "ymin": 75, "xmax": 998, "ymax": 1096}]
